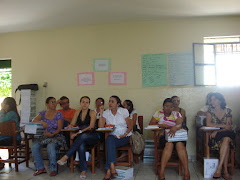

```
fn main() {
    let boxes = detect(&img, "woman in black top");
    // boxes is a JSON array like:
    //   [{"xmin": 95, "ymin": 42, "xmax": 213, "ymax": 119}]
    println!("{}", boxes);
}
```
[{"xmin": 58, "ymin": 96, "xmax": 98, "ymax": 180}]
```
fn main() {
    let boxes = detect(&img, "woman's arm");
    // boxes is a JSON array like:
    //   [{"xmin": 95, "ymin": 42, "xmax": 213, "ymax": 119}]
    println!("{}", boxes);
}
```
[
  {"xmin": 44, "ymin": 118, "xmax": 63, "ymax": 137},
  {"xmin": 67, "ymin": 110, "xmax": 79, "ymax": 129},
  {"xmin": 132, "ymin": 113, "xmax": 137, "ymax": 127},
  {"xmin": 71, "ymin": 110, "xmax": 97, "ymax": 138},
  {"xmin": 149, "ymin": 116, "xmax": 172, "ymax": 128},
  {"xmin": 118, "ymin": 117, "xmax": 132, "ymax": 139},
  {"xmin": 32, "ymin": 114, "xmax": 48, "ymax": 128},
  {"xmin": 167, "ymin": 117, "xmax": 183, "ymax": 137},
  {"xmin": 98, "ymin": 106, "xmax": 106, "ymax": 128},
  {"xmin": 181, "ymin": 109, "xmax": 186, "ymax": 123}
]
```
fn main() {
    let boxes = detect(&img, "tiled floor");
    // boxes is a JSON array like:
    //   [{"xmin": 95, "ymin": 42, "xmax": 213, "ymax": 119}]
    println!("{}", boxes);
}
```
[{"xmin": 0, "ymin": 160, "xmax": 240, "ymax": 180}]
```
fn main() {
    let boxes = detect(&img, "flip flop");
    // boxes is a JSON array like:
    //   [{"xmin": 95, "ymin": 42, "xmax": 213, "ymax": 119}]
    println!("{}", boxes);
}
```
[
  {"xmin": 57, "ymin": 160, "xmax": 67, "ymax": 165},
  {"xmin": 33, "ymin": 168, "xmax": 47, "ymax": 176},
  {"xmin": 223, "ymin": 174, "xmax": 232, "ymax": 180},
  {"xmin": 213, "ymin": 171, "xmax": 221, "ymax": 179},
  {"xmin": 80, "ymin": 174, "xmax": 87, "ymax": 179}
]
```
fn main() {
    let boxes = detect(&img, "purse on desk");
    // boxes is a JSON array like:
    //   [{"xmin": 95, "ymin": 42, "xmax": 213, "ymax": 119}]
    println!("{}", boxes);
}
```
[{"xmin": 165, "ymin": 129, "xmax": 188, "ymax": 142}]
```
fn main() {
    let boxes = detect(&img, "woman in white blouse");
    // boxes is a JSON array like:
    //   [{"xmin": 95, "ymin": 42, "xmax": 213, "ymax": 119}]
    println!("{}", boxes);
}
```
[{"xmin": 99, "ymin": 96, "xmax": 132, "ymax": 180}]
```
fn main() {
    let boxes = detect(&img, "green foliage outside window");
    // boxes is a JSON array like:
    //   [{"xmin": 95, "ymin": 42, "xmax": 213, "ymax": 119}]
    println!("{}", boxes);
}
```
[{"xmin": 0, "ymin": 70, "xmax": 12, "ymax": 97}]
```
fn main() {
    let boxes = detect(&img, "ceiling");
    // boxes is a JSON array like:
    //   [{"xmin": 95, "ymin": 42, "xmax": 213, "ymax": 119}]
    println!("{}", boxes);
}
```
[{"xmin": 1, "ymin": 0, "xmax": 240, "ymax": 33}]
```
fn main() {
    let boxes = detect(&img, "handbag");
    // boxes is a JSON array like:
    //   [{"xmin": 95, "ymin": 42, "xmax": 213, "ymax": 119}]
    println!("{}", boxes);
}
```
[
  {"xmin": 131, "ymin": 131, "xmax": 145, "ymax": 154},
  {"xmin": 38, "ymin": 134, "xmax": 66, "ymax": 147}
]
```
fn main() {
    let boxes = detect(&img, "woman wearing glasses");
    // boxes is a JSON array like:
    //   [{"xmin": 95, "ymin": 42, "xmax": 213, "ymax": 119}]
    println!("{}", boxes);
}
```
[{"xmin": 171, "ymin": 96, "xmax": 186, "ymax": 123}]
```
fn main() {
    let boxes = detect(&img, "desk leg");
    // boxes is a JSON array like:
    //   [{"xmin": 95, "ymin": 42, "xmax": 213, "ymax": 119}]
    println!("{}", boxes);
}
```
[
  {"xmin": 205, "ymin": 132, "xmax": 210, "ymax": 158},
  {"xmin": 70, "ymin": 132, "xmax": 74, "ymax": 173},
  {"xmin": 154, "ymin": 131, "xmax": 158, "ymax": 175}
]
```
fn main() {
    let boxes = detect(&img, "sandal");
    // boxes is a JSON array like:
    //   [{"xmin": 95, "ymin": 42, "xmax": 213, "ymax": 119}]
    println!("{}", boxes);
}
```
[
  {"xmin": 33, "ymin": 168, "xmax": 47, "ymax": 176},
  {"xmin": 103, "ymin": 173, "xmax": 112, "ymax": 180},
  {"xmin": 223, "ymin": 174, "xmax": 232, "ymax": 180},
  {"xmin": 49, "ymin": 171, "xmax": 57, "ymax": 177},
  {"xmin": 213, "ymin": 171, "xmax": 221, "ymax": 179},
  {"xmin": 111, "ymin": 172, "xmax": 118, "ymax": 178},
  {"xmin": 57, "ymin": 160, "xmax": 67, "ymax": 166},
  {"xmin": 158, "ymin": 177, "xmax": 165, "ymax": 180}
]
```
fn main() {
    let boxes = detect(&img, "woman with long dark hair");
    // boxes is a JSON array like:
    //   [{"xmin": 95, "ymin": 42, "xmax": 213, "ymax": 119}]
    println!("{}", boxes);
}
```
[
  {"xmin": 207, "ymin": 93, "xmax": 234, "ymax": 180},
  {"xmin": 57, "ymin": 96, "xmax": 99, "ymax": 180},
  {"xmin": 0, "ymin": 97, "xmax": 21, "ymax": 145},
  {"xmin": 99, "ymin": 96, "xmax": 132, "ymax": 180},
  {"xmin": 149, "ymin": 98, "xmax": 190, "ymax": 180}
]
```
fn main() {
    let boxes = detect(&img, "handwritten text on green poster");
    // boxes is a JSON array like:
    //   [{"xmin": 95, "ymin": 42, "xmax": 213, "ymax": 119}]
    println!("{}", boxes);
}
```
[{"xmin": 142, "ymin": 53, "xmax": 168, "ymax": 87}]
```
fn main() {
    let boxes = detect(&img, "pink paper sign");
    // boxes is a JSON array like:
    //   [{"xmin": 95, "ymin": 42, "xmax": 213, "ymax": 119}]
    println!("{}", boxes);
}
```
[
  {"xmin": 77, "ymin": 72, "xmax": 95, "ymax": 85},
  {"xmin": 109, "ymin": 72, "xmax": 126, "ymax": 85}
]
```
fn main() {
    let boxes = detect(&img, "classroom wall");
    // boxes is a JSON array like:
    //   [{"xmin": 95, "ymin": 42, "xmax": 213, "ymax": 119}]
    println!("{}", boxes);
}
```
[{"xmin": 0, "ymin": 15, "xmax": 240, "ymax": 159}]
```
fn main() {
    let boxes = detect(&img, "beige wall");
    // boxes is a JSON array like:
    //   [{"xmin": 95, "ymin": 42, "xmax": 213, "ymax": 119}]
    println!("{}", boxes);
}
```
[{"xmin": 0, "ymin": 16, "xmax": 240, "ymax": 158}]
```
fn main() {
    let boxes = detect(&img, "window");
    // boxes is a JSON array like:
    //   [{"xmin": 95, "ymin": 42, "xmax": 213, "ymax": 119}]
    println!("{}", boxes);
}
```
[
  {"xmin": 193, "ymin": 36, "xmax": 240, "ymax": 86},
  {"xmin": 0, "ymin": 59, "xmax": 12, "ymax": 103}
]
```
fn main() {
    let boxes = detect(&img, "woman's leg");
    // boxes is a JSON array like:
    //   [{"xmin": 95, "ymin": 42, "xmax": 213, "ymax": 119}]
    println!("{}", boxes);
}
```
[
  {"xmin": 78, "ymin": 132, "xmax": 99, "ymax": 172},
  {"xmin": 176, "ymin": 142, "xmax": 190, "ymax": 178},
  {"xmin": 215, "ymin": 137, "xmax": 230, "ymax": 174},
  {"xmin": 31, "ymin": 141, "xmax": 45, "ymax": 170},
  {"xmin": 47, "ymin": 142, "xmax": 58, "ymax": 172},
  {"xmin": 104, "ymin": 135, "xmax": 129, "ymax": 179},
  {"xmin": 223, "ymin": 147, "xmax": 230, "ymax": 175},
  {"xmin": 159, "ymin": 142, "xmax": 173, "ymax": 179}
]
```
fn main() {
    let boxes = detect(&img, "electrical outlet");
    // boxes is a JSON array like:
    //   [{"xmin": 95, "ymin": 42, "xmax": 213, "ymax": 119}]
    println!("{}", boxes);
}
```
[{"xmin": 43, "ymin": 82, "xmax": 48, "ymax": 87}]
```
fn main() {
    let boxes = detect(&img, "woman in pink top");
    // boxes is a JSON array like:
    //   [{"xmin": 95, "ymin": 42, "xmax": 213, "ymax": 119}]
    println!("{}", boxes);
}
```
[{"xmin": 149, "ymin": 98, "xmax": 190, "ymax": 180}]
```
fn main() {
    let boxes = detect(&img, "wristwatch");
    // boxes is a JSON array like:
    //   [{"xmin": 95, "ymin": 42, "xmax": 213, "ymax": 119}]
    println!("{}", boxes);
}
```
[{"xmin": 79, "ymin": 130, "xmax": 82, "ymax": 134}]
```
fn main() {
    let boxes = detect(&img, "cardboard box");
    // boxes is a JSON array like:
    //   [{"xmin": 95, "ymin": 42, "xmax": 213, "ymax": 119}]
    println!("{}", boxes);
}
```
[
  {"xmin": 115, "ymin": 166, "xmax": 133, "ymax": 179},
  {"xmin": 204, "ymin": 158, "xmax": 219, "ymax": 178}
]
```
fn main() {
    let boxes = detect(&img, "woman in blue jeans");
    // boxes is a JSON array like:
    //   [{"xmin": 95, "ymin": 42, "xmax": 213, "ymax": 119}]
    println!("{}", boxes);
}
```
[
  {"xmin": 98, "ymin": 96, "xmax": 132, "ymax": 180},
  {"xmin": 31, "ymin": 97, "xmax": 64, "ymax": 177},
  {"xmin": 57, "ymin": 96, "xmax": 99, "ymax": 180}
]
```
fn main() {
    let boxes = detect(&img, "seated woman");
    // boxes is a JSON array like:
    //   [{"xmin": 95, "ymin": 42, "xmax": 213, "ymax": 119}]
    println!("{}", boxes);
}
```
[
  {"xmin": 149, "ymin": 98, "xmax": 190, "ymax": 180},
  {"xmin": 94, "ymin": 97, "xmax": 105, "ymax": 119},
  {"xmin": 0, "ymin": 97, "xmax": 21, "ymax": 146},
  {"xmin": 98, "ymin": 96, "xmax": 132, "ymax": 180},
  {"xmin": 171, "ymin": 96, "xmax": 186, "ymax": 123},
  {"xmin": 197, "ymin": 92, "xmax": 213, "ymax": 116},
  {"xmin": 206, "ymin": 93, "xmax": 234, "ymax": 180},
  {"xmin": 123, "ymin": 99, "xmax": 140, "ymax": 133},
  {"xmin": 58, "ymin": 96, "xmax": 99, "ymax": 180},
  {"xmin": 31, "ymin": 97, "xmax": 64, "ymax": 177}
]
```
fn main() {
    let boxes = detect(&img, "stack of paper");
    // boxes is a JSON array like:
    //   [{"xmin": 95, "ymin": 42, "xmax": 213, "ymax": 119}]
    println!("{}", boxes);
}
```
[
  {"xmin": 200, "ymin": 126, "xmax": 221, "ymax": 130},
  {"xmin": 115, "ymin": 166, "xmax": 133, "ymax": 180},
  {"xmin": 144, "ymin": 125, "xmax": 159, "ymax": 129},
  {"xmin": 20, "ymin": 90, "xmax": 37, "ymax": 126},
  {"xmin": 165, "ymin": 129, "xmax": 188, "ymax": 142},
  {"xmin": 24, "ymin": 123, "xmax": 44, "ymax": 135}
]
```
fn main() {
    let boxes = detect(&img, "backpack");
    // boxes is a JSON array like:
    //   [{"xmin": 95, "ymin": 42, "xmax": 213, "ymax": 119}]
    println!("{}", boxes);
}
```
[{"xmin": 131, "ymin": 131, "xmax": 145, "ymax": 154}]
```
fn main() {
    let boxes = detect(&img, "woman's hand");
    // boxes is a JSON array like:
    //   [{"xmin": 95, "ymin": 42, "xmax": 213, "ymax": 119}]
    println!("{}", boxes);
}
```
[
  {"xmin": 44, "ymin": 131, "xmax": 54, "ymax": 137},
  {"xmin": 114, "ymin": 134, "xmax": 126, "ymax": 139},
  {"xmin": 66, "ymin": 124, "xmax": 73, "ymax": 129},
  {"xmin": 168, "ymin": 126, "xmax": 177, "ymax": 138},
  {"xmin": 210, "ymin": 131, "xmax": 217, "ymax": 139},
  {"xmin": 71, "ymin": 132, "xmax": 78, "ymax": 139},
  {"xmin": 225, "ymin": 124, "xmax": 232, "ymax": 130},
  {"xmin": 99, "ymin": 105, "xmax": 104, "ymax": 116}
]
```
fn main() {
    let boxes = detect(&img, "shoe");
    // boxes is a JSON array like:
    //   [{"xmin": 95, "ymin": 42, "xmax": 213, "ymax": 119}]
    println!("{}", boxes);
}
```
[
  {"xmin": 213, "ymin": 171, "xmax": 221, "ymax": 179},
  {"xmin": 57, "ymin": 160, "xmax": 67, "ymax": 165},
  {"xmin": 80, "ymin": 174, "xmax": 87, "ymax": 179},
  {"xmin": 111, "ymin": 172, "xmax": 118, "ymax": 179},
  {"xmin": 103, "ymin": 173, "xmax": 112, "ymax": 180},
  {"xmin": 33, "ymin": 168, "xmax": 47, "ymax": 176},
  {"xmin": 49, "ymin": 171, "xmax": 57, "ymax": 177},
  {"xmin": 223, "ymin": 174, "xmax": 232, "ymax": 180},
  {"xmin": 158, "ymin": 177, "xmax": 165, "ymax": 180}
]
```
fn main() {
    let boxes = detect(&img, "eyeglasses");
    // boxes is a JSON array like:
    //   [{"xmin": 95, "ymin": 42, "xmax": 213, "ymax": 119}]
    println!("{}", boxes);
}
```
[{"xmin": 172, "ymin": 100, "xmax": 180, "ymax": 103}]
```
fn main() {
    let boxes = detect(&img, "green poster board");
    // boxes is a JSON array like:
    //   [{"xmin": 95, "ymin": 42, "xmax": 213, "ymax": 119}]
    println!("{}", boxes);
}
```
[{"xmin": 141, "ymin": 53, "xmax": 168, "ymax": 87}]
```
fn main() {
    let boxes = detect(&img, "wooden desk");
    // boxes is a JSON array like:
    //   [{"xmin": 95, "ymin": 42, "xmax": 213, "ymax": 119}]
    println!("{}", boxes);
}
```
[
  {"xmin": 96, "ymin": 128, "xmax": 114, "ymax": 157},
  {"xmin": 145, "ymin": 128, "xmax": 162, "ymax": 174},
  {"xmin": 200, "ymin": 128, "xmax": 221, "ymax": 158}
]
